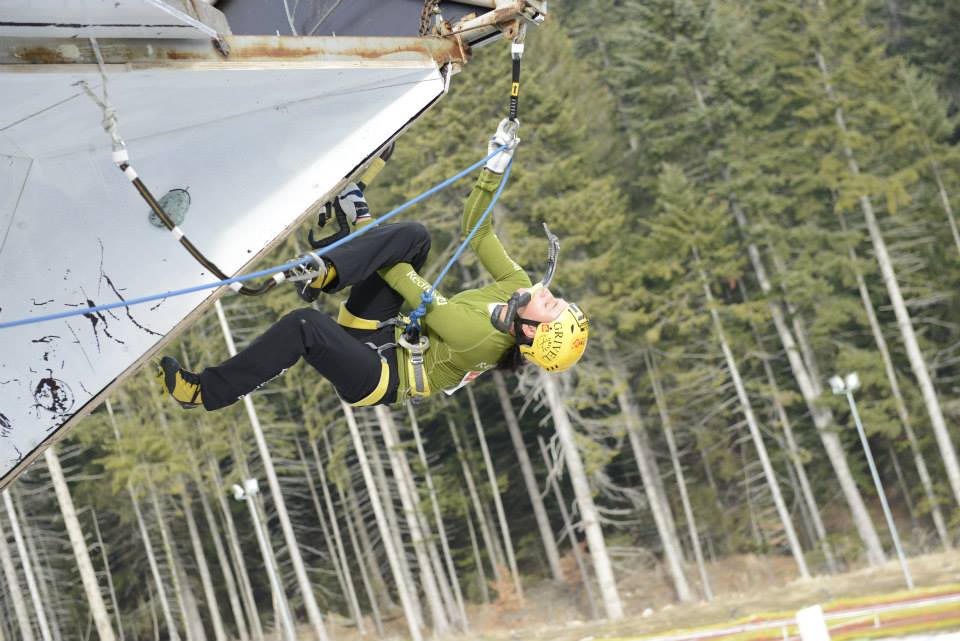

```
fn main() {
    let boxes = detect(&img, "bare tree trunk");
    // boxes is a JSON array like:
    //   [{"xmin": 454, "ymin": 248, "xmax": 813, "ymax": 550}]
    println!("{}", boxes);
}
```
[
  {"xmin": 172, "ymin": 545, "xmax": 208, "ymax": 641},
  {"xmin": 464, "ymin": 386, "xmax": 523, "ymax": 596},
  {"xmin": 146, "ymin": 581, "xmax": 160, "ymax": 641},
  {"xmin": 613, "ymin": 361, "xmax": 692, "ymax": 602},
  {"xmin": 208, "ymin": 459, "xmax": 265, "ymax": 641},
  {"xmin": 131, "ymin": 482, "xmax": 180, "ymax": 641},
  {"xmin": 381, "ymin": 408, "xmax": 460, "ymax": 627},
  {"xmin": 837, "ymin": 211, "xmax": 952, "ymax": 549},
  {"xmin": 2, "ymin": 491, "xmax": 52, "ymax": 640},
  {"xmin": 336, "ymin": 429, "xmax": 397, "ymax": 615},
  {"xmin": 0, "ymin": 509, "xmax": 35, "ymax": 641},
  {"xmin": 732, "ymin": 203, "xmax": 887, "ymax": 566},
  {"xmin": 23, "ymin": 508, "xmax": 63, "ymax": 641},
  {"xmin": 214, "ymin": 301, "xmax": 331, "ymax": 641},
  {"xmin": 147, "ymin": 481, "xmax": 202, "ymax": 641},
  {"xmin": 900, "ymin": 62, "xmax": 960, "ymax": 255},
  {"xmin": 386, "ymin": 410, "xmax": 462, "ymax": 622},
  {"xmin": 333, "ymin": 476, "xmax": 385, "ymax": 637},
  {"xmin": 374, "ymin": 406, "xmax": 450, "ymax": 633},
  {"xmin": 541, "ymin": 373, "xmax": 624, "ymax": 619},
  {"xmin": 105, "ymin": 399, "xmax": 180, "ymax": 640},
  {"xmin": 813, "ymin": 34, "xmax": 960, "ymax": 509},
  {"xmin": 448, "ymin": 417, "xmax": 503, "ymax": 583},
  {"xmin": 741, "ymin": 442, "xmax": 765, "ymax": 550},
  {"xmin": 44, "ymin": 447, "xmax": 117, "ymax": 641},
  {"xmin": 342, "ymin": 402, "xmax": 423, "ymax": 641},
  {"xmin": 358, "ymin": 413, "xmax": 424, "ymax": 629},
  {"xmin": 88, "ymin": 507, "xmax": 121, "ymax": 641},
  {"xmin": 407, "ymin": 404, "xmax": 468, "ymax": 628},
  {"xmin": 536, "ymin": 436, "xmax": 600, "ymax": 619},
  {"xmin": 758, "ymin": 353, "xmax": 838, "ymax": 572},
  {"xmin": 492, "ymin": 371, "xmax": 564, "ymax": 582},
  {"xmin": 343, "ymin": 476, "xmax": 394, "ymax": 623},
  {"xmin": 181, "ymin": 492, "xmax": 228, "ymax": 641},
  {"xmin": 694, "ymin": 255, "xmax": 809, "ymax": 579},
  {"xmin": 610, "ymin": 351, "xmax": 695, "ymax": 592},
  {"xmin": 299, "ymin": 438, "xmax": 364, "ymax": 632},
  {"xmin": 735, "ymin": 280, "xmax": 838, "ymax": 573},
  {"xmin": 463, "ymin": 513, "xmax": 489, "ymax": 604},
  {"xmin": 646, "ymin": 353, "xmax": 713, "ymax": 600},
  {"xmin": 888, "ymin": 447, "xmax": 919, "ymax": 532},
  {"xmin": 193, "ymin": 475, "xmax": 252, "ymax": 641}
]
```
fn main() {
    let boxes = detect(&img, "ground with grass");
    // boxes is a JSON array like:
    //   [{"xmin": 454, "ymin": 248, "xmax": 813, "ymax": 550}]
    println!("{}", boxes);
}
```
[{"xmin": 453, "ymin": 551, "xmax": 960, "ymax": 641}]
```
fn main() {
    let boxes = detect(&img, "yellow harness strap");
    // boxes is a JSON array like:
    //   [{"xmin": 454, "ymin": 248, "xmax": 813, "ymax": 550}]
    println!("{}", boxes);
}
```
[
  {"xmin": 335, "ymin": 303, "xmax": 430, "ymax": 403},
  {"xmin": 334, "ymin": 303, "xmax": 390, "ymax": 406},
  {"xmin": 351, "ymin": 359, "xmax": 391, "ymax": 407},
  {"xmin": 337, "ymin": 302, "xmax": 381, "ymax": 330}
]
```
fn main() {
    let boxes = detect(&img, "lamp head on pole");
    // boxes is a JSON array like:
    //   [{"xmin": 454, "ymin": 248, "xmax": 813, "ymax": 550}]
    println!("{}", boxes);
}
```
[
  {"xmin": 829, "ymin": 375, "xmax": 845, "ymax": 395},
  {"xmin": 829, "ymin": 372, "xmax": 861, "ymax": 395},
  {"xmin": 845, "ymin": 372, "xmax": 861, "ymax": 392}
]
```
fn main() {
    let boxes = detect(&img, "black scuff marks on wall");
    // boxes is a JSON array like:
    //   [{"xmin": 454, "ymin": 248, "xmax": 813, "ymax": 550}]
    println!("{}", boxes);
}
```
[
  {"xmin": 32, "ymin": 372, "xmax": 74, "ymax": 421},
  {"xmin": 68, "ymin": 298, "xmax": 125, "ymax": 352},
  {"xmin": 31, "ymin": 298, "xmax": 54, "ymax": 306},
  {"xmin": 6, "ymin": 443, "xmax": 23, "ymax": 468},
  {"xmin": 32, "ymin": 335, "xmax": 59, "ymax": 343},
  {"xmin": 0, "ymin": 413, "xmax": 11, "ymax": 438},
  {"xmin": 102, "ymin": 272, "xmax": 162, "ymax": 336}
]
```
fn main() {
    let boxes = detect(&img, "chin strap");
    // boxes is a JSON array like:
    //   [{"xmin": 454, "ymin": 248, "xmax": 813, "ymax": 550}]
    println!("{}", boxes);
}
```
[{"xmin": 491, "ymin": 222, "xmax": 560, "ymax": 340}]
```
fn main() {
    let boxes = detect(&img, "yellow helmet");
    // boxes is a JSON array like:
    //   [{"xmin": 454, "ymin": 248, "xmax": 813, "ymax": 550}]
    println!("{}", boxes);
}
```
[{"xmin": 519, "ymin": 303, "xmax": 590, "ymax": 372}]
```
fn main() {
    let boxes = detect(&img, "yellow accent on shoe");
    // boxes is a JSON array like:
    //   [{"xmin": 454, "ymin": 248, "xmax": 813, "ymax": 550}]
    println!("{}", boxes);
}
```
[
  {"xmin": 158, "ymin": 356, "xmax": 203, "ymax": 409},
  {"xmin": 308, "ymin": 262, "xmax": 337, "ymax": 290}
]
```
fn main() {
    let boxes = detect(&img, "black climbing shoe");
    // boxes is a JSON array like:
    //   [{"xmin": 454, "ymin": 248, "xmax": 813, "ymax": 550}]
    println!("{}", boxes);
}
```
[{"xmin": 157, "ymin": 356, "xmax": 203, "ymax": 409}]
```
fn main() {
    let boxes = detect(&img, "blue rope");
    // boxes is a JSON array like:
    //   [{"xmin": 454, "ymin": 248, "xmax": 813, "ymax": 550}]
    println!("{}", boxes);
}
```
[
  {"xmin": 0, "ymin": 147, "xmax": 507, "ymax": 331},
  {"xmin": 405, "ymin": 158, "xmax": 513, "ymax": 335}
]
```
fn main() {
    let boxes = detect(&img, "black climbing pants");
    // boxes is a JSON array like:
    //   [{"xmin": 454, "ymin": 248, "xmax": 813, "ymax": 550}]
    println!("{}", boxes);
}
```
[{"xmin": 199, "ymin": 222, "xmax": 431, "ymax": 410}]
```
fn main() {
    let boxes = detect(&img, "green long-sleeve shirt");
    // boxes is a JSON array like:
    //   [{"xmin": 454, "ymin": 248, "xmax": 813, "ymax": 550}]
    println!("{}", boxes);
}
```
[{"xmin": 379, "ymin": 169, "xmax": 531, "ymax": 401}]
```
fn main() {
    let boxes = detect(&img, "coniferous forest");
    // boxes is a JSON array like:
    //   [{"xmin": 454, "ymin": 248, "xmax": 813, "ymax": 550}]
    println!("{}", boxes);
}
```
[{"xmin": 3, "ymin": 1, "xmax": 960, "ymax": 639}]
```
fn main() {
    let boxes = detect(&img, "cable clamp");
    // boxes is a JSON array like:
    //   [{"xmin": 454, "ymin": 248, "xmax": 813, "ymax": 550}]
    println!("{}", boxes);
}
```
[
  {"xmin": 171, "ymin": 226, "xmax": 184, "ymax": 241},
  {"xmin": 111, "ymin": 148, "xmax": 129, "ymax": 165}
]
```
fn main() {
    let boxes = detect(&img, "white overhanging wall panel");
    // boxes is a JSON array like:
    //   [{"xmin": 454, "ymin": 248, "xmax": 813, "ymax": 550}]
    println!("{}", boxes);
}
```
[
  {"xmin": 0, "ymin": 56, "xmax": 447, "ymax": 485},
  {"xmin": 0, "ymin": 0, "xmax": 215, "ymax": 39}
]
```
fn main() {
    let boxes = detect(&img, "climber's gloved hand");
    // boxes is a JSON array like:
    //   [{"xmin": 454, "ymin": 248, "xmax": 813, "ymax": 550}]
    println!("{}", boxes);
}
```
[
  {"xmin": 486, "ymin": 118, "xmax": 520, "ymax": 174},
  {"xmin": 333, "ymin": 183, "xmax": 370, "ymax": 226}
]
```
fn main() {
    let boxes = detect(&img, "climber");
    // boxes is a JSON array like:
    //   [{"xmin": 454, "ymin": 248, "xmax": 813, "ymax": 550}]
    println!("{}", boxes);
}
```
[{"xmin": 157, "ymin": 119, "xmax": 589, "ymax": 410}]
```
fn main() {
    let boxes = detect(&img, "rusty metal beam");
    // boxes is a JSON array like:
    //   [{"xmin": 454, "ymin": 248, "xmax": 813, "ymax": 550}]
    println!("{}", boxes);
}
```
[{"xmin": 0, "ymin": 34, "xmax": 469, "ymax": 69}]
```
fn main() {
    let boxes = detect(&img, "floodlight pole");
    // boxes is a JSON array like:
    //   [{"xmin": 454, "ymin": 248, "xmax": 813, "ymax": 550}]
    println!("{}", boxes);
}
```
[
  {"xmin": 233, "ymin": 479, "xmax": 297, "ymax": 641},
  {"xmin": 831, "ymin": 374, "xmax": 914, "ymax": 590}
]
